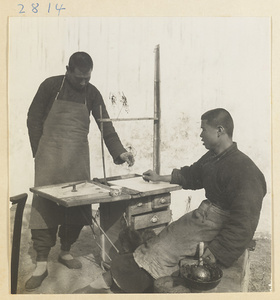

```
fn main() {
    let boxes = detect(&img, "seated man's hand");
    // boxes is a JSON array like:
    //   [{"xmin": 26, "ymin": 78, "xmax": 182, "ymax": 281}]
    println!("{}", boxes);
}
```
[
  {"xmin": 142, "ymin": 169, "xmax": 160, "ymax": 182},
  {"xmin": 120, "ymin": 152, "xmax": 135, "ymax": 167},
  {"xmin": 201, "ymin": 247, "xmax": 216, "ymax": 265}
]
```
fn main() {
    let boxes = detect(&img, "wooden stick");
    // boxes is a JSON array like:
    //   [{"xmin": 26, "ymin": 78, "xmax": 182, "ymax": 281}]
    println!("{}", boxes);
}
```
[
  {"xmin": 97, "ymin": 117, "xmax": 159, "ymax": 122},
  {"xmin": 79, "ymin": 207, "xmax": 112, "ymax": 261},
  {"xmin": 92, "ymin": 215, "xmax": 119, "ymax": 253},
  {"xmin": 153, "ymin": 44, "xmax": 161, "ymax": 174},
  {"xmin": 99, "ymin": 105, "xmax": 108, "ymax": 185}
]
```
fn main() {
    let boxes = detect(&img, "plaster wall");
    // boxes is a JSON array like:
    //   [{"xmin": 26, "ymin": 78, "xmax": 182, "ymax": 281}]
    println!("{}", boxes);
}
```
[{"xmin": 8, "ymin": 17, "xmax": 271, "ymax": 235}]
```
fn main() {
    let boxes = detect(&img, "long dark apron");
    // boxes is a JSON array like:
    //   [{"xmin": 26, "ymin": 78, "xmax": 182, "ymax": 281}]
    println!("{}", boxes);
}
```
[{"xmin": 29, "ymin": 78, "xmax": 92, "ymax": 229}]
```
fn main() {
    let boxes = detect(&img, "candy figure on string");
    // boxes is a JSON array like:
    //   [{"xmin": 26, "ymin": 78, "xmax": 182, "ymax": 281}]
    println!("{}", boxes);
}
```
[{"xmin": 109, "ymin": 91, "xmax": 129, "ymax": 118}]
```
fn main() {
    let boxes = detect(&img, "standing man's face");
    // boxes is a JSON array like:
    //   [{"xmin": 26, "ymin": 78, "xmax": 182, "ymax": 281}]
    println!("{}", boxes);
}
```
[
  {"xmin": 200, "ymin": 120, "xmax": 219, "ymax": 151},
  {"xmin": 66, "ymin": 67, "xmax": 92, "ymax": 90}
]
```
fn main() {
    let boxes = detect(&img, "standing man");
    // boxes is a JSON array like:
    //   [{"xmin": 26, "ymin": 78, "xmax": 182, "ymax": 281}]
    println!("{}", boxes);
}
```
[
  {"xmin": 73, "ymin": 108, "xmax": 266, "ymax": 293},
  {"xmin": 26, "ymin": 52, "xmax": 134, "ymax": 290}
]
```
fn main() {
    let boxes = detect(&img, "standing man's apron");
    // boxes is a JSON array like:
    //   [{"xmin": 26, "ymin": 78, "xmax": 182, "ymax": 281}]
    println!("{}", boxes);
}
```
[{"xmin": 29, "ymin": 79, "xmax": 92, "ymax": 229}]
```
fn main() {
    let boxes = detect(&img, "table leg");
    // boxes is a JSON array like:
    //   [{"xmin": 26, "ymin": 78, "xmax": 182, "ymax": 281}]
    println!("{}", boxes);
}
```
[{"xmin": 101, "ymin": 233, "xmax": 106, "ymax": 262}]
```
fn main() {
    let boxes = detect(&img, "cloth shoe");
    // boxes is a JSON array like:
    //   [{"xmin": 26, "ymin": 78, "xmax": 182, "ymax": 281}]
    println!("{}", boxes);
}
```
[
  {"xmin": 58, "ymin": 255, "xmax": 82, "ymax": 269},
  {"xmin": 25, "ymin": 270, "xmax": 48, "ymax": 291}
]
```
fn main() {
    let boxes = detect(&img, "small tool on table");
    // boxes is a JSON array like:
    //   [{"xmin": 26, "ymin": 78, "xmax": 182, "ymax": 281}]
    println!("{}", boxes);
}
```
[{"xmin": 61, "ymin": 181, "xmax": 86, "ymax": 192}]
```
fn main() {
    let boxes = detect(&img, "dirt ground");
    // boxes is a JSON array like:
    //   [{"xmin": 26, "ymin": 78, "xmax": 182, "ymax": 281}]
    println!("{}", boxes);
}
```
[
  {"xmin": 9, "ymin": 203, "xmax": 272, "ymax": 294},
  {"xmin": 10, "ymin": 204, "xmax": 107, "ymax": 294},
  {"xmin": 248, "ymin": 235, "xmax": 272, "ymax": 292}
]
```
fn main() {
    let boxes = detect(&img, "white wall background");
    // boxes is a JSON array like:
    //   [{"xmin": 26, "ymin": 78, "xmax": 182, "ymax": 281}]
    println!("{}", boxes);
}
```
[{"xmin": 8, "ymin": 17, "xmax": 271, "ymax": 235}]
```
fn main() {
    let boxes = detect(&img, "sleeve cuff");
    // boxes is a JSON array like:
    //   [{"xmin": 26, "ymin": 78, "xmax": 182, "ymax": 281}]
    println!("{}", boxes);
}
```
[
  {"xmin": 170, "ymin": 169, "xmax": 182, "ymax": 184},
  {"xmin": 208, "ymin": 240, "xmax": 234, "ymax": 267},
  {"xmin": 114, "ymin": 155, "xmax": 125, "ymax": 165}
]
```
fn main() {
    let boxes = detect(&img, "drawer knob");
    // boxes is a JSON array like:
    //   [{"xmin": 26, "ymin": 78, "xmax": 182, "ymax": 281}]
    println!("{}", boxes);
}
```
[
  {"xmin": 159, "ymin": 198, "xmax": 166, "ymax": 204},
  {"xmin": 137, "ymin": 202, "xmax": 143, "ymax": 207},
  {"xmin": 151, "ymin": 215, "xmax": 159, "ymax": 223}
]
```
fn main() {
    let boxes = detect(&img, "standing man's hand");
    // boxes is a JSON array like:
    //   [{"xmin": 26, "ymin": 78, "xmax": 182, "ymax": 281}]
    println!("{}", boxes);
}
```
[
  {"xmin": 120, "ymin": 152, "xmax": 135, "ymax": 167},
  {"xmin": 201, "ymin": 247, "xmax": 216, "ymax": 265}
]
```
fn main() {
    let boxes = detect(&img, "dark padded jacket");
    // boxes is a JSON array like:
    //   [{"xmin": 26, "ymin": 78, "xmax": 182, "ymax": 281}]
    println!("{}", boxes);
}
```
[{"xmin": 171, "ymin": 142, "xmax": 267, "ymax": 267}]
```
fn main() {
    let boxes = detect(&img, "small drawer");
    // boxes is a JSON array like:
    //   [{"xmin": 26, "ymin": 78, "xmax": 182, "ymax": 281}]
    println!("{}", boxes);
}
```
[
  {"xmin": 152, "ymin": 193, "xmax": 171, "ymax": 209},
  {"xmin": 129, "ymin": 198, "xmax": 152, "ymax": 215},
  {"xmin": 132, "ymin": 209, "xmax": 172, "ymax": 230}
]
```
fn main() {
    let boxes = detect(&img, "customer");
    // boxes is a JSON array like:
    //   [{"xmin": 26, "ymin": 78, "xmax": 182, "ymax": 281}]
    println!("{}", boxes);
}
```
[{"xmin": 73, "ymin": 108, "xmax": 266, "ymax": 293}]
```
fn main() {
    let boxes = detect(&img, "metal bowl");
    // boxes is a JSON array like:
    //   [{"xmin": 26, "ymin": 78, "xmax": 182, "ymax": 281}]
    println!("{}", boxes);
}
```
[{"xmin": 180, "ymin": 263, "xmax": 223, "ymax": 291}]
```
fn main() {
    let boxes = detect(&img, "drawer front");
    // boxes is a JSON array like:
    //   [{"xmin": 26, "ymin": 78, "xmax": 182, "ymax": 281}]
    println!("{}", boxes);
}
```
[
  {"xmin": 132, "ymin": 209, "xmax": 172, "ymax": 230},
  {"xmin": 152, "ymin": 193, "xmax": 171, "ymax": 209},
  {"xmin": 129, "ymin": 193, "xmax": 171, "ymax": 216},
  {"xmin": 129, "ymin": 198, "xmax": 152, "ymax": 215}
]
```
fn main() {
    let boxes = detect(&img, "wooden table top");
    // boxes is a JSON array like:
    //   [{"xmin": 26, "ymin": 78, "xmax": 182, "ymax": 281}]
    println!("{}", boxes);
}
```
[{"xmin": 30, "ymin": 174, "xmax": 182, "ymax": 207}]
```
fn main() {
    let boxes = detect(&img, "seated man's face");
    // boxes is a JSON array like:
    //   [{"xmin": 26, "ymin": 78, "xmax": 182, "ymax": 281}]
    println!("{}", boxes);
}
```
[
  {"xmin": 67, "ymin": 67, "xmax": 92, "ymax": 90},
  {"xmin": 200, "ymin": 120, "xmax": 219, "ymax": 151}
]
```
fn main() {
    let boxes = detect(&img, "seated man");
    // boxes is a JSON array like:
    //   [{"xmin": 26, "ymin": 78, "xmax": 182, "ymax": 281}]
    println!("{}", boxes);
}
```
[{"xmin": 73, "ymin": 108, "xmax": 267, "ymax": 293}]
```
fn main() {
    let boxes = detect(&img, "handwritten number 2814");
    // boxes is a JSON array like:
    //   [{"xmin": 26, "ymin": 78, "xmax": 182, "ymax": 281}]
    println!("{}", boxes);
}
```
[{"xmin": 18, "ymin": 3, "xmax": 66, "ymax": 16}]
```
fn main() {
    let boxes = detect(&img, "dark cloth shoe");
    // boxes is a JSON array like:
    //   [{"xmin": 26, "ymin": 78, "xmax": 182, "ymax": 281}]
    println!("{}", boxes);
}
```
[
  {"xmin": 25, "ymin": 270, "xmax": 48, "ymax": 291},
  {"xmin": 58, "ymin": 256, "xmax": 82, "ymax": 269}
]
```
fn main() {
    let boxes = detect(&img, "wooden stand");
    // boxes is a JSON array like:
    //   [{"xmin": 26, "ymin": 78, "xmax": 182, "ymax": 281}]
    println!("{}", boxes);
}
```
[
  {"xmin": 97, "ymin": 174, "xmax": 181, "ymax": 264},
  {"xmin": 97, "ymin": 45, "xmax": 162, "ymax": 264},
  {"xmin": 30, "ymin": 174, "xmax": 181, "ymax": 264},
  {"xmin": 98, "ymin": 44, "xmax": 161, "ymax": 181}
]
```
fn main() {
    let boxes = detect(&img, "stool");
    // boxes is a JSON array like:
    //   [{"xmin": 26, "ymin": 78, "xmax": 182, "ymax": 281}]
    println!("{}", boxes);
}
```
[{"xmin": 210, "ymin": 249, "xmax": 251, "ymax": 293}]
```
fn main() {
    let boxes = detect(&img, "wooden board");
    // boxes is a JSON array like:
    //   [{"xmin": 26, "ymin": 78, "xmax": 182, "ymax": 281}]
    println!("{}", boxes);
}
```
[
  {"xmin": 30, "ymin": 175, "xmax": 182, "ymax": 207},
  {"xmin": 30, "ymin": 180, "xmax": 131, "ymax": 207},
  {"xmin": 108, "ymin": 176, "xmax": 181, "ymax": 196}
]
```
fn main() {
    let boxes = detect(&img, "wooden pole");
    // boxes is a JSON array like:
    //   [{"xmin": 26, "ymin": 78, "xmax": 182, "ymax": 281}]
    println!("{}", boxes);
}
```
[
  {"xmin": 153, "ymin": 44, "xmax": 161, "ymax": 174},
  {"xmin": 97, "ymin": 117, "xmax": 158, "ymax": 122},
  {"xmin": 99, "ymin": 105, "xmax": 108, "ymax": 185}
]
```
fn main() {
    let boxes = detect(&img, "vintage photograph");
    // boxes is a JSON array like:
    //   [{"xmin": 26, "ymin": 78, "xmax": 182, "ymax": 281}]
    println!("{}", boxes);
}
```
[{"xmin": 8, "ymin": 17, "xmax": 271, "ymax": 294}]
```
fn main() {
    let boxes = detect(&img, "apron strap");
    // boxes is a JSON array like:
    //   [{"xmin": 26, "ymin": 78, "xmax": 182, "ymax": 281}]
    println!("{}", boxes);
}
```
[
  {"xmin": 55, "ymin": 76, "xmax": 66, "ymax": 101},
  {"xmin": 55, "ymin": 75, "xmax": 88, "ymax": 105}
]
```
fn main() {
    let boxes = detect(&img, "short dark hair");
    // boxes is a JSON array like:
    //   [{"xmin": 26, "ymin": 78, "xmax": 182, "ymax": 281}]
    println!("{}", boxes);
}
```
[
  {"xmin": 201, "ymin": 108, "xmax": 234, "ymax": 138},
  {"xmin": 68, "ymin": 52, "xmax": 93, "ymax": 72}
]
